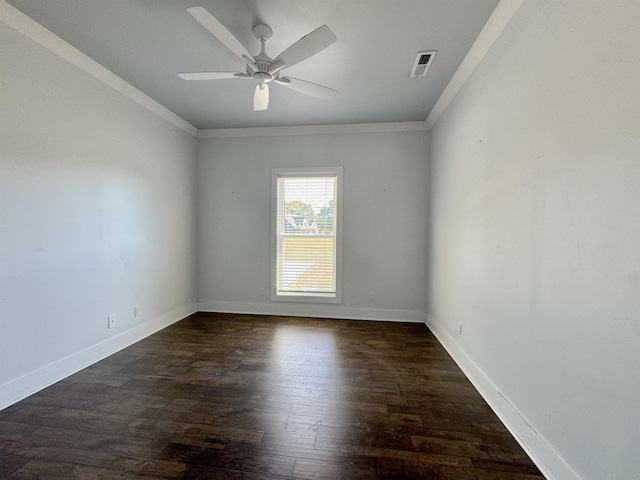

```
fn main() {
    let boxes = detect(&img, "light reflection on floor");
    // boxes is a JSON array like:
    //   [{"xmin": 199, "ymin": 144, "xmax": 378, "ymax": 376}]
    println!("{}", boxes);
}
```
[{"xmin": 267, "ymin": 323, "xmax": 347, "ymax": 475}]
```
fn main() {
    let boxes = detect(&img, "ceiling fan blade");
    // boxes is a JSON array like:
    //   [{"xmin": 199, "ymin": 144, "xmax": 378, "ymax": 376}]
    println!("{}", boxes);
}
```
[
  {"xmin": 187, "ymin": 7, "xmax": 254, "ymax": 63},
  {"xmin": 178, "ymin": 72, "xmax": 249, "ymax": 80},
  {"xmin": 280, "ymin": 77, "xmax": 336, "ymax": 101},
  {"xmin": 242, "ymin": 55, "xmax": 259, "ymax": 73},
  {"xmin": 254, "ymin": 84, "xmax": 269, "ymax": 111},
  {"xmin": 274, "ymin": 25, "xmax": 336, "ymax": 69}
]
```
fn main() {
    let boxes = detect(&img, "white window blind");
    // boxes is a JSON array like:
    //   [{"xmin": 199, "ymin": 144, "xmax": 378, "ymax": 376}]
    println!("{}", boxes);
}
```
[{"xmin": 272, "ymin": 168, "xmax": 342, "ymax": 303}]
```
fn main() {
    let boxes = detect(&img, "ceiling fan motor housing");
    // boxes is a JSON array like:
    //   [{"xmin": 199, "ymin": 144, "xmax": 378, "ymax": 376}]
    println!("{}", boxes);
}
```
[{"xmin": 254, "ymin": 70, "xmax": 272, "ymax": 84}]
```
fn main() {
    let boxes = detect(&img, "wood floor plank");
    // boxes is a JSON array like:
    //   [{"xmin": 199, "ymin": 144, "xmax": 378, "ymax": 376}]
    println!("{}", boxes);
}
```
[
  {"xmin": 0, "ymin": 313, "xmax": 545, "ymax": 479},
  {"xmin": 293, "ymin": 456, "xmax": 379, "ymax": 480}
]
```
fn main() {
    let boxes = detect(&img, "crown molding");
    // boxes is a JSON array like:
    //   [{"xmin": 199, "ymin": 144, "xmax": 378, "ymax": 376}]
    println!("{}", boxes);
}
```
[
  {"xmin": 425, "ymin": 0, "xmax": 526, "ymax": 130},
  {"xmin": 198, "ymin": 121, "xmax": 429, "ymax": 139},
  {"xmin": 0, "ymin": 0, "xmax": 198, "ymax": 137}
]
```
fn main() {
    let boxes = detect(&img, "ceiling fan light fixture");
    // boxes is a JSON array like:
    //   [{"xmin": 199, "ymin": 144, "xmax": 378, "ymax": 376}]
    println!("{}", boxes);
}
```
[{"xmin": 254, "ymin": 84, "xmax": 269, "ymax": 111}]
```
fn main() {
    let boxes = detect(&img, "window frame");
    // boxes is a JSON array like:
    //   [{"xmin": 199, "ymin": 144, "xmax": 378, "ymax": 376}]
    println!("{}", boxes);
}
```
[{"xmin": 271, "ymin": 166, "xmax": 343, "ymax": 304}]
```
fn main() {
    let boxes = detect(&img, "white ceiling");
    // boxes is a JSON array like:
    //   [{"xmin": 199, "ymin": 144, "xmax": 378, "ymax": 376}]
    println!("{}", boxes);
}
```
[{"xmin": 5, "ymin": 0, "xmax": 499, "ymax": 130}]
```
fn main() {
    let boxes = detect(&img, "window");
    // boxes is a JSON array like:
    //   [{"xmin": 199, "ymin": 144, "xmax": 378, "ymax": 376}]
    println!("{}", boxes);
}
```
[{"xmin": 271, "ymin": 167, "xmax": 343, "ymax": 303}]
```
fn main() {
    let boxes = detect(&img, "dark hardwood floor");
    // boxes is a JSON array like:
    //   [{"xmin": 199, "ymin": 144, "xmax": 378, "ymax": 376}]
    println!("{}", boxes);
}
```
[{"xmin": 0, "ymin": 313, "xmax": 545, "ymax": 479}]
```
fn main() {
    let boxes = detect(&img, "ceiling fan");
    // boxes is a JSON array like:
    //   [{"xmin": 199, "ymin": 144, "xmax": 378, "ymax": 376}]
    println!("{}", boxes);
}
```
[{"xmin": 179, "ymin": 6, "xmax": 338, "ymax": 111}]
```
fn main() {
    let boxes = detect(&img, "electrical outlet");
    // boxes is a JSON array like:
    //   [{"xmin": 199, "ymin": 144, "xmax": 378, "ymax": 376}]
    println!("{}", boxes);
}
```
[
  {"xmin": 368, "ymin": 291, "xmax": 375, "ymax": 302},
  {"xmin": 259, "ymin": 288, "xmax": 265, "ymax": 297},
  {"xmin": 108, "ymin": 314, "xmax": 117, "ymax": 329},
  {"xmin": 133, "ymin": 306, "xmax": 140, "ymax": 318}
]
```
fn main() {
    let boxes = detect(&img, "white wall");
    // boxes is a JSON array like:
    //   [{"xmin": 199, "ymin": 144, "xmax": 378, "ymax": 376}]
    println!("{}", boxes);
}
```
[
  {"xmin": 197, "ymin": 129, "xmax": 429, "ymax": 322},
  {"xmin": 0, "ymin": 24, "xmax": 197, "ymax": 407},
  {"xmin": 427, "ymin": 2, "xmax": 640, "ymax": 479}
]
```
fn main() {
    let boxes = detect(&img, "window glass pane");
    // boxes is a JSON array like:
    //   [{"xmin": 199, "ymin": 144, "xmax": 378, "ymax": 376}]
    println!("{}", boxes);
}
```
[{"xmin": 276, "ymin": 176, "xmax": 337, "ymax": 296}]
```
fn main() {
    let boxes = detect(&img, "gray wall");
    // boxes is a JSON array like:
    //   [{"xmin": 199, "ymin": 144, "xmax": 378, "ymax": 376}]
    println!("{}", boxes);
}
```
[
  {"xmin": 0, "ymin": 24, "xmax": 197, "ymax": 405},
  {"xmin": 427, "ymin": 2, "xmax": 640, "ymax": 479},
  {"xmin": 197, "ymin": 130, "xmax": 429, "ymax": 321}
]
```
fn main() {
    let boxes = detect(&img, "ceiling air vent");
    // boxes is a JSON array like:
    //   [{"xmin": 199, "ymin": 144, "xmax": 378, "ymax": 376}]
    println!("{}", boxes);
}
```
[{"xmin": 409, "ymin": 50, "xmax": 437, "ymax": 77}]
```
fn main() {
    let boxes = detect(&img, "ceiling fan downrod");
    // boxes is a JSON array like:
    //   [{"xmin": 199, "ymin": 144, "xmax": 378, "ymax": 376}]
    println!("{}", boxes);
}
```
[{"xmin": 250, "ymin": 24, "xmax": 286, "ymax": 85}]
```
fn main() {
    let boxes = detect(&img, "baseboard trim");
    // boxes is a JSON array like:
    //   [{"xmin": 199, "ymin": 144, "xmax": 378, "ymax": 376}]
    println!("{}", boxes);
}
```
[
  {"xmin": 197, "ymin": 301, "xmax": 425, "ymax": 323},
  {"xmin": 425, "ymin": 314, "xmax": 581, "ymax": 480},
  {"xmin": 0, "ymin": 303, "xmax": 197, "ymax": 411}
]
